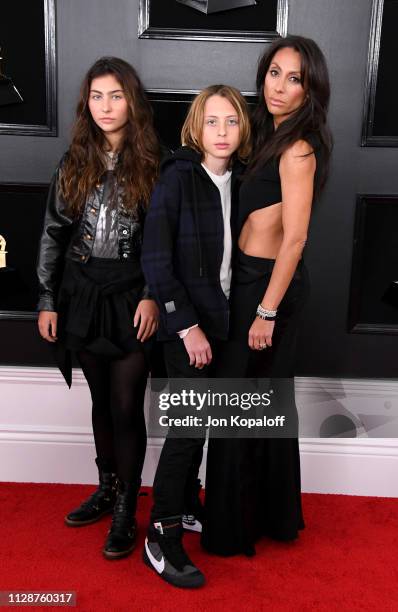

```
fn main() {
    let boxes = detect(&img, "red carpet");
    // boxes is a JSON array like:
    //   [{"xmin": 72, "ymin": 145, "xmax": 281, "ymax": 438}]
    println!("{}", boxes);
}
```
[{"xmin": 0, "ymin": 484, "xmax": 398, "ymax": 611}]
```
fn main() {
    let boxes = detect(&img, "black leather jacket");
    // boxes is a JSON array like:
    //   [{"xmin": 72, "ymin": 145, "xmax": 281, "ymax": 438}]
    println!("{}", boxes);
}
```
[{"xmin": 37, "ymin": 162, "xmax": 149, "ymax": 312}]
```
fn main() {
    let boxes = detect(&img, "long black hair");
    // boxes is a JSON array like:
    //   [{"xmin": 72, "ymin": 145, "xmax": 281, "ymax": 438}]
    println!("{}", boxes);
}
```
[{"xmin": 248, "ymin": 35, "xmax": 332, "ymax": 192}]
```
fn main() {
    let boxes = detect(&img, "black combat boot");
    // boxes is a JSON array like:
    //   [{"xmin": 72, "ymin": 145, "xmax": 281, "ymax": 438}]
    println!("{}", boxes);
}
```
[
  {"xmin": 103, "ymin": 480, "xmax": 140, "ymax": 559},
  {"xmin": 64, "ymin": 460, "xmax": 117, "ymax": 527}
]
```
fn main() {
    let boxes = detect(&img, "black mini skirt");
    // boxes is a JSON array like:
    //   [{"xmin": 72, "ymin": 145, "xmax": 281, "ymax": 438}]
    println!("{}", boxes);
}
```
[{"xmin": 54, "ymin": 257, "xmax": 155, "ymax": 386}]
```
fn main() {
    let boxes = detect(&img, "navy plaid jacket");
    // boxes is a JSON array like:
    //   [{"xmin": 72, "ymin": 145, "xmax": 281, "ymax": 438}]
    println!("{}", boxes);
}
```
[{"xmin": 141, "ymin": 146, "xmax": 243, "ymax": 341}]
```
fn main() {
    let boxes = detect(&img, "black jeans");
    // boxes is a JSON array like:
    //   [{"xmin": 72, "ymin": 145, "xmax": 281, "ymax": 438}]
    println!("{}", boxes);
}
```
[{"xmin": 151, "ymin": 337, "xmax": 221, "ymax": 521}]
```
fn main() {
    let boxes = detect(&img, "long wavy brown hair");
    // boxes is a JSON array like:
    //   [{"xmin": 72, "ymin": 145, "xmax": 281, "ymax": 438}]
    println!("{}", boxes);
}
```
[
  {"xmin": 59, "ymin": 57, "xmax": 160, "ymax": 217},
  {"xmin": 248, "ymin": 35, "xmax": 333, "ymax": 193}
]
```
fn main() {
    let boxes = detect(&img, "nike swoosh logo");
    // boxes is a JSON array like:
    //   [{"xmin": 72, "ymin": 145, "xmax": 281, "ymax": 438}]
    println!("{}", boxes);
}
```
[{"xmin": 145, "ymin": 538, "xmax": 165, "ymax": 574}]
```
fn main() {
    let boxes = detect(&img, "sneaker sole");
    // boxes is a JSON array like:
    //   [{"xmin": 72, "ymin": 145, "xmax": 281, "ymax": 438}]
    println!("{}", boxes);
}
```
[
  {"xmin": 182, "ymin": 521, "xmax": 202, "ymax": 533},
  {"xmin": 103, "ymin": 542, "xmax": 136, "ymax": 559},
  {"xmin": 142, "ymin": 547, "xmax": 205, "ymax": 589},
  {"xmin": 64, "ymin": 508, "xmax": 113, "ymax": 527}
]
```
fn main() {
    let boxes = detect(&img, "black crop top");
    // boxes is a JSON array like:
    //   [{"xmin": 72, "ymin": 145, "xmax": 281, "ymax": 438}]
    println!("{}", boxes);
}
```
[
  {"xmin": 238, "ymin": 157, "xmax": 282, "ymax": 231},
  {"xmin": 238, "ymin": 135, "xmax": 321, "ymax": 232}
]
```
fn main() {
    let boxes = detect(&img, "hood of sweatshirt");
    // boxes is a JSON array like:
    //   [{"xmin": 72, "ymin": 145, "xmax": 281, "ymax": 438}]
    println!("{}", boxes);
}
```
[
  {"xmin": 160, "ymin": 145, "xmax": 203, "ymax": 172},
  {"xmin": 160, "ymin": 144, "xmax": 244, "ymax": 175}
]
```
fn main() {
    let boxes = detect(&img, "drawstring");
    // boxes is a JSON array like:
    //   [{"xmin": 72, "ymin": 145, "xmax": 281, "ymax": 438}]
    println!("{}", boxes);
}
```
[{"xmin": 191, "ymin": 163, "xmax": 203, "ymax": 277}]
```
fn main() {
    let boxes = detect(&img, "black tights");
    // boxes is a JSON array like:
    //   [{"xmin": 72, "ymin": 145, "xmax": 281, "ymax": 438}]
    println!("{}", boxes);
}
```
[{"xmin": 77, "ymin": 349, "xmax": 149, "ymax": 483}]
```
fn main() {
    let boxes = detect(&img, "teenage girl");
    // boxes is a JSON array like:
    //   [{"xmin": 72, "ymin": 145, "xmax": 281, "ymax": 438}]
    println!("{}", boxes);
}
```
[{"xmin": 37, "ymin": 57, "xmax": 160, "ymax": 559}]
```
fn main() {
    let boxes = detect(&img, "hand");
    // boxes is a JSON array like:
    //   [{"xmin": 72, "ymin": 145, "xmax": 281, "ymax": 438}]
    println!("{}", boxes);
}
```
[
  {"xmin": 38, "ymin": 311, "xmax": 58, "ymax": 343},
  {"xmin": 183, "ymin": 326, "xmax": 212, "ymax": 369},
  {"xmin": 248, "ymin": 317, "xmax": 275, "ymax": 351},
  {"xmin": 134, "ymin": 299, "xmax": 159, "ymax": 342}
]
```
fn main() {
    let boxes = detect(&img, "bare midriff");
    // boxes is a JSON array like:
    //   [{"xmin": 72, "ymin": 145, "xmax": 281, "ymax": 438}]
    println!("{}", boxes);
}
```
[{"xmin": 238, "ymin": 201, "xmax": 283, "ymax": 259}]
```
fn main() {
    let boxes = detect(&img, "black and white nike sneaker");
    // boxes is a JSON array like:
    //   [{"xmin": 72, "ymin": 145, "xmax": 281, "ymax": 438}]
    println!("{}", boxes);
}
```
[
  {"xmin": 182, "ymin": 513, "xmax": 202, "ymax": 533},
  {"xmin": 143, "ymin": 516, "xmax": 205, "ymax": 588}
]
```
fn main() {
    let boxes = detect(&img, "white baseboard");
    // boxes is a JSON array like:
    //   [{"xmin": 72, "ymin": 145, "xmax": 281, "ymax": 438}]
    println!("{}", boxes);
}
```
[
  {"xmin": 299, "ymin": 438, "xmax": 398, "ymax": 497},
  {"xmin": 0, "ymin": 367, "xmax": 397, "ymax": 497}
]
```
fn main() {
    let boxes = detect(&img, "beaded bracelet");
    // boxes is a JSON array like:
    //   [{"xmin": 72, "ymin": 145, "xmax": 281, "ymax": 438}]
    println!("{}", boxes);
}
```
[{"xmin": 256, "ymin": 304, "xmax": 277, "ymax": 321}]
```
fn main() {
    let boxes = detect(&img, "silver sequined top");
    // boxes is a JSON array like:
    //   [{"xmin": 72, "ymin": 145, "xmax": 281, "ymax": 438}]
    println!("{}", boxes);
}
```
[{"xmin": 92, "ymin": 151, "xmax": 119, "ymax": 259}]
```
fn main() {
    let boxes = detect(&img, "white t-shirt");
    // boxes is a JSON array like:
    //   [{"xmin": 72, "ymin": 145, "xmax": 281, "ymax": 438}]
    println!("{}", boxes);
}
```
[{"xmin": 202, "ymin": 164, "xmax": 233, "ymax": 298}]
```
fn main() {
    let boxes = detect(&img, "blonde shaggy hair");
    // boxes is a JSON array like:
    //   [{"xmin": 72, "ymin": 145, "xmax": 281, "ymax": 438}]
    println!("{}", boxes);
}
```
[{"xmin": 181, "ymin": 84, "xmax": 251, "ymax": 162}]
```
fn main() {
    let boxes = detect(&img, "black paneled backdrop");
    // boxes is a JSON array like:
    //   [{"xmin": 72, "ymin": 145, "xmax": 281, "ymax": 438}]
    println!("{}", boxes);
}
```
[
  {"xmin": 373, "ymin": 0, "xmax": 398, "ymax": 137},
  {"xmin": 1, "ymin": 0, "xmax": 398, "ymax": 377},
  {"xmin": 0, "ymin": 184, "xmax": 48, "ymax": 312},
  {"xmin": 348, "ymin": 195, "xmax": 398, "ymax": 333},
  {"xmin": 0, "ymin": 2, "xmax": 47, "ymax": 126},
  {"xmin": 148, "ymin": 0, "xmax": 278, "ymax": 32}
]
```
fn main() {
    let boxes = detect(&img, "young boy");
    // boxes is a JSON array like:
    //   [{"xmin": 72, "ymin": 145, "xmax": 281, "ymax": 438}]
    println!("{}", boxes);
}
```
[{"xmin": 141, "ymin": 85, "xmax": 251, "ymax": 587}]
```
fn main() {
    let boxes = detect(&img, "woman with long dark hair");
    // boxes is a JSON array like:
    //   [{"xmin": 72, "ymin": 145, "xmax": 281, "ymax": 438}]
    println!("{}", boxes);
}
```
[
  {"xmin": 202, "ymin": 35, "xmax": 332, "ymax": 556},
  {"xmin": 37, "ymin": 57, "xmax": 160, "ymax": 558}
]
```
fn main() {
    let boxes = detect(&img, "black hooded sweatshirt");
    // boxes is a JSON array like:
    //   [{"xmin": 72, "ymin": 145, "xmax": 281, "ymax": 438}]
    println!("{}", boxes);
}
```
[{"xmin": 141, "ymin": 146, "xmax": 243, "ymax": 341}]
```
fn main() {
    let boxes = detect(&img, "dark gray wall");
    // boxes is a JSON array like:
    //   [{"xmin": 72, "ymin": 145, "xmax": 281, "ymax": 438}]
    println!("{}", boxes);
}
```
[{"xmin": 1, "ymin": 0, "xmax": 397, "ymax": 376}]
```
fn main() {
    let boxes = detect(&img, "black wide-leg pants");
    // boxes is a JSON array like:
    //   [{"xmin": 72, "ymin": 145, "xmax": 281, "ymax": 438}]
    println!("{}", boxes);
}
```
[{"xmin": 202, "ymin": 250, "xmax": 310, "ymax": 556}]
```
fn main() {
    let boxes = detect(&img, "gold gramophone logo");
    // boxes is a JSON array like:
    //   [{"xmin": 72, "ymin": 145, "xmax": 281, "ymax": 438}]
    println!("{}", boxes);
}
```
[{"xmin": 0, "ymin": 235, "xmax": 7, "ymax": 268}]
